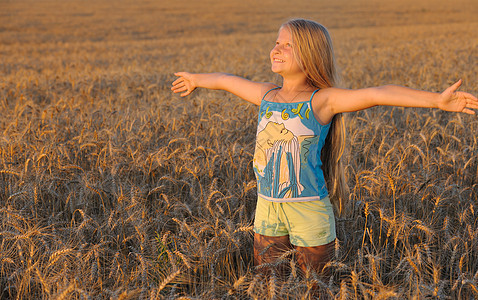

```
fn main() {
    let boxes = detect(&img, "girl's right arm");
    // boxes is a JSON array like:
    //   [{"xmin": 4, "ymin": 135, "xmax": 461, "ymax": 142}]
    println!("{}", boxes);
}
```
[{"xmin": 171, "ymin": 72, "xmax": 276, "ymax": 106}]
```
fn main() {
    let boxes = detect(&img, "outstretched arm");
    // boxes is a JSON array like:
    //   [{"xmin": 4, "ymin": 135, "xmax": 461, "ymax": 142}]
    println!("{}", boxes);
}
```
[
  {"xmin": 316, "ymin": 80, "xmax": 478, "ymax": 123},
  {"xmin": 171, "ymin": 72, "xmax": 276, "ymax": 106}
]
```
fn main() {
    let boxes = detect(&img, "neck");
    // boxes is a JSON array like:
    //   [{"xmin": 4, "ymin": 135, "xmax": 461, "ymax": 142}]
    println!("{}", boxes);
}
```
[{"xmin": 280, "ymin": 77, "xmax": 313, "ymax": 93}]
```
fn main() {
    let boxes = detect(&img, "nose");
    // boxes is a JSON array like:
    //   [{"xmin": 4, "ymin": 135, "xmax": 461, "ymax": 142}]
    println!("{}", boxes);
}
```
[{"xmin": 271, "ymin": 44, "xmax": 282, "ymax": 54}]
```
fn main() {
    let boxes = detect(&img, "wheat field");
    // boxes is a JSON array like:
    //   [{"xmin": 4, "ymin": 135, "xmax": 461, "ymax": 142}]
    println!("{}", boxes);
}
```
[{"xmin": 1, "ymin": 0, "xmax": 478, "ymax": 298}]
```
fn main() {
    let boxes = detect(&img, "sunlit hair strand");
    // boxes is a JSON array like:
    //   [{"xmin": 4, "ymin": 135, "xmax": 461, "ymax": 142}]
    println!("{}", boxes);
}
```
[{"xmin": 282, "ymin": 18, "xmax": 349, "ymax": 216}]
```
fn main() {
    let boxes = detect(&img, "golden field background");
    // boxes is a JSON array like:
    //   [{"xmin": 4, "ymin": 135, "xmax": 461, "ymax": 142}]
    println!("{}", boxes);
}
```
[{"xmin": 1, "ymin": 0, "xmax": 478, "ymax": 298}]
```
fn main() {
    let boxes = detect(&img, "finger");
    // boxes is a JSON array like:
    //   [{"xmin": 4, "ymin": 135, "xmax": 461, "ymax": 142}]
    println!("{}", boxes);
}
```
[
  {"xmin": 173, "ymin": 86, "xmax": 188, "ymax": 93},
  {"xmin": 173, "ymin": 89, "xmax": 187, "ymax": 94},
  {"xmin": 172, "ymin": 78, "xmax": 184, "ymax": 86},
  {"xmin": 462, "ymin": 108, "xmax": 475, "ymax": 115},
  {"xmin": 180, "ymin": 91, "xmax": 191, "ymax": 97},
  {"xmin": 177, "ymin": 86, "xmax": 189, "ymax": 92},
  {"xmin": 462, "ymin": 91, "xmax": 478, "ymax": 102},
  {"xmin": 442, "ymin": 80, "xmax": 462, "ymax": 97},
  {"xmin": 449, "ymin": 79, "xmax": 462, "ymax": 92},
  {"xmin": 466, "ymin": 101, "xmax": 478, "ymax": 110},
  {"xmin": 171, "ymin": 82, "xmax": 185, "ymax": 91},
  {"xmin": 172, "ymin": 86, "xmax": 184, "ymax": 93},
  {"xmin": 171, "ymin": 85, "xmax": 183, "ymax": 92}
]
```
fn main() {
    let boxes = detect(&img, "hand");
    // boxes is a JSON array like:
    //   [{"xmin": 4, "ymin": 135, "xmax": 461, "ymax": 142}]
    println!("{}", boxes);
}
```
[
  {"xmin": 438, "ymin": 80, "xmax": 478, "ymax": 114},
  {"xmin": 171, "ymin": 72, "xmax": 197, "ymax": 97}
]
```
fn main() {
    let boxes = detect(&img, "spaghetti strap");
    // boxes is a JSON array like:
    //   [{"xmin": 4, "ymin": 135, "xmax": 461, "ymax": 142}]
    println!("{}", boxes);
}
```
[
  {"xmin": 309, "ymin": 89, "xmax": 320, "ymax": 102},
  {"xmin": 262, "ymin": 86, "xmax": 281, "ymax": 101}
]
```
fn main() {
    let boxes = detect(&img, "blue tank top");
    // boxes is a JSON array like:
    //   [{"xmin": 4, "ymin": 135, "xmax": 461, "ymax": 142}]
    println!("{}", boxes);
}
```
[{"xmin": 253, "ymin": 87, "xmax": 331, "ymax": 202}]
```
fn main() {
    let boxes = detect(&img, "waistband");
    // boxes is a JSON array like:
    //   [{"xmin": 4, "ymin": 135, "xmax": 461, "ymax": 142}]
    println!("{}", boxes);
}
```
[{"xmin": 258, "ymin": 193, "xmax": 326, "ymax": 203}]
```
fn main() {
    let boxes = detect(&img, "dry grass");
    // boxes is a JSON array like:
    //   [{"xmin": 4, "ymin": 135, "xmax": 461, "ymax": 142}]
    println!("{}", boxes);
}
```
[{"xmin": 1, "ymin": 0, "xmax": 478, "ymax": 298}]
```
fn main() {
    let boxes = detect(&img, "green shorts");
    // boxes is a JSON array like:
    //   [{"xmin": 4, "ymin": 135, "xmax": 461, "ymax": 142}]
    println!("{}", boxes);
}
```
[{"xmin": 253, "ymin": 195, "xmax": 336, "ymax": 247}]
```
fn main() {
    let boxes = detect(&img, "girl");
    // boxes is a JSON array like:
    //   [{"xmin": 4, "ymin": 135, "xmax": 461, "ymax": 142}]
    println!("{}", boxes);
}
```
[{"xmin": 171, "ymin": 19, "xmax": 478, "ymax": 276}]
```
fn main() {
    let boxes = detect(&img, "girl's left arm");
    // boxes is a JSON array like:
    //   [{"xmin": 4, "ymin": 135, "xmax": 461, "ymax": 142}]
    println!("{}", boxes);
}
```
[{"xmin": 317, "ymin": 80, "xmax": 478, "ymax": 123}]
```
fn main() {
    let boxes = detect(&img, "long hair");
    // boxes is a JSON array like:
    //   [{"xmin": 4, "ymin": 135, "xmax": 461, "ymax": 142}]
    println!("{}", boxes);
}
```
[{"xmin": 283, "ymin": 18, "xmax": 349, "ymax": 215}]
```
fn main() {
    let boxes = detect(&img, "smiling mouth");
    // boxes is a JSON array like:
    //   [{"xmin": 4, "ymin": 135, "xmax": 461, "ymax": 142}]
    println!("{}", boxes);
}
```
[{"xmin": 273, "ymin": 58, "xmax": 285, "ymax": 62}]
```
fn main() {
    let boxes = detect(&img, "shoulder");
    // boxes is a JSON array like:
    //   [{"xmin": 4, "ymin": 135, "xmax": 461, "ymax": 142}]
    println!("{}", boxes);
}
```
[
  {"xmin": 261, "ymin": 83, "xmax": 280, "ymax": 96},
  {"xmin": 259, "ymin": 83, "xmax": 280, "ymax": 101},
  {"xmin": 310, "ymin": 87, "xmax": 341, "ymax": 125},
  {"xmin": 312, "ymin": 87, "xmax": 342, "ymax": 101},
  {"xmin": 310, "ymin": 87, "xmax": 340, "ymax": 110}
]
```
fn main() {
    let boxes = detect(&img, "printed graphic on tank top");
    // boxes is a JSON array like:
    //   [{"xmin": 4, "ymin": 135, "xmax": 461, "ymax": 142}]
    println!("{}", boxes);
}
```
[{"xmin": 253, "ymin": 88, "xmax": 331, "ymax": 202}]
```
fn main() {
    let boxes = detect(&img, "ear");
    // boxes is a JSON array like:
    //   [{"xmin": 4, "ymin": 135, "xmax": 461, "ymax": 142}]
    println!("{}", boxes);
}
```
[{"xmin": 267, "ymin": 139, "xmax": 274, "ymax": 147}]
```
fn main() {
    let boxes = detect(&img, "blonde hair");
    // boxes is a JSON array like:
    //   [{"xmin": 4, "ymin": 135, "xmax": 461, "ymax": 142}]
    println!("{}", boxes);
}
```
[{"xmin": 283, "ymin": 18, "xmax": 349, "ymax": 215}]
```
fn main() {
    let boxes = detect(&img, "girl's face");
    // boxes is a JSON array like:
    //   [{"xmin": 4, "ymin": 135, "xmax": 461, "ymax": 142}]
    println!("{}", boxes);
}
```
[{"xmin": 270, "ymin": 27, "xmax": 303, "ymax": 77}]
